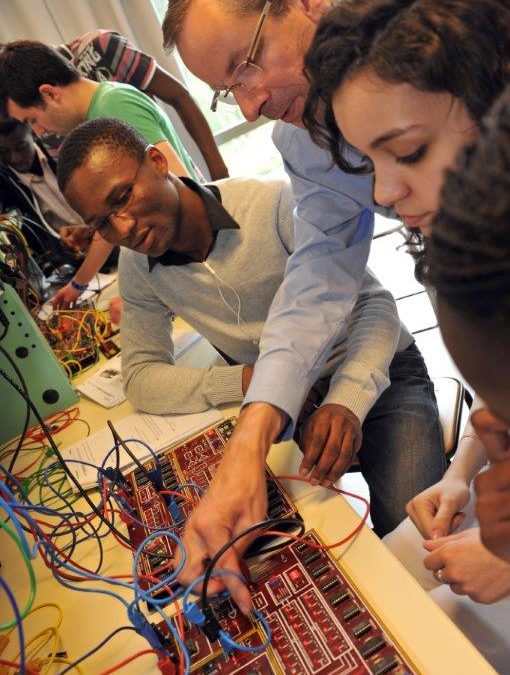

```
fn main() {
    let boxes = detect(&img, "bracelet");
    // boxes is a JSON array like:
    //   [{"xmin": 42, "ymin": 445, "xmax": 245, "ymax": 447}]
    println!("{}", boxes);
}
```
[{"xmin": 70, "ymin": 278, "xmax": 89, "ymax": 292}]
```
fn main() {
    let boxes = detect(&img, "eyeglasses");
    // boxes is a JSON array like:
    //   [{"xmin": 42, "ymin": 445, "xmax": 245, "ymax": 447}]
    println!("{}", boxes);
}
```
[
  {"xmin": 211, "ymin": 0, "xmax": 272, "ymax": 112},
  {"xmin": 90, "ymin": 149, "xmax": 148, "ymax": 236}
]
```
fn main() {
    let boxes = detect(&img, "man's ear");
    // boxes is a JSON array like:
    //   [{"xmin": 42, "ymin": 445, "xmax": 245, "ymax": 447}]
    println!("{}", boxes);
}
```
[
  {"xmin": 293, "ymin": 0, "xmax": 330, "ymax": 23},
  {"xmin": 38, "ymin": 83, "xmax": 61, "ymax": 103},
  {"xmin": 147, "ymin": 145, "xmax": 168, "ymax": 175}
]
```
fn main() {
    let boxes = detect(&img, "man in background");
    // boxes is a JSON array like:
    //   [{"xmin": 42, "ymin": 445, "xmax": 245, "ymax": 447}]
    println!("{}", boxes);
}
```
[
  {"xmin": 0, "ymin": 117, "xmax": 113, "ymax": 283},
  {"xmin": 54, "ymin": 28, "xmax": 227, "ymax": 180},
  {"xmin": 0, "ymin": 39, "xmax": 199, "ymax": 308}
]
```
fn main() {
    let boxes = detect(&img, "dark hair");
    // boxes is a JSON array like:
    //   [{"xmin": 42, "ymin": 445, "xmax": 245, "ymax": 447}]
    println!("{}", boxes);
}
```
[
  {"xmin": 162, "ymin": 0, "xmax": 289, "ymax": 52},
  {"xmin": 0, "ymin": 117, "xmax": 27, "ymax": 137},
  {"xmin": 428, "ymin": 85, "xmax": 510, "ymax": 327},
  {"xmin": 57, "ymin": 117, "xmax": 147, "ymax": 192},
  {"xmin": 303, "ymin": 0, "xmax": 510, "ymax": 174},
  {"xmin": 0, "ymin": 40, "xmax": 80, "ymax": 114}
]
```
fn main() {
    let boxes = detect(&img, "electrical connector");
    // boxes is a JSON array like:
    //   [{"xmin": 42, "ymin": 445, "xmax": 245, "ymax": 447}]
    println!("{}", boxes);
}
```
[
  {"xmin": 163, "ymin": 493, "xmax": 181, "ymax": 522},
  {"xmin": 219, "ymin": 632, "xmax": 235, "ymax": 656},
  {"xmin": 103, "ymin": 467, "xmax": 127, "ymax": 486},
  {"xmin": 150, "ymin": 622, "xmax": 177, "ymax": 650},
  {"xmin": 157, "ymin": 656, "xmax": 177, "ymax": 674},
  {"xmin": 183, "ymin": 601, "xmax": 205, "ymax": 626},
  {"xmin": 26, "ymin": 658, "xmax": 43, "ymax": 672},
  {"xmin": 17, "ymin": 478, "xmax": 31, "ymax": 500},
  {"xmin": 183, "ymin": 601, "xmax": 221, "ymax": 642},
  {"xmin": 201, "ymin": 606, "xmax": 221, "ymax": 642},
  {"xmin": 147, "ymin": 468, "xmax": 164, "ymax": 492},
  {"xmin": 129, "ymin": 606, "xmax": 166, "ymax": 650}
]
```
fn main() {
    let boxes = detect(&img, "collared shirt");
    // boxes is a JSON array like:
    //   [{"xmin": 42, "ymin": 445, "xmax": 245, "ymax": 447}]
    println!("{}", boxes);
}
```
[
  {"xmin": 148, "ymin": 176, "xmax": 239, "ymax": 271},
  {"xmin": 119, "ymin": 174, "xmax": 409, "ymax": 423},
  {"xmin": 243, "ymin": 122, "xmax": 392, "ymax": 438},
  {"xmin": 12, "ymin": 145, "xmax": 85, "ymax": 232}
]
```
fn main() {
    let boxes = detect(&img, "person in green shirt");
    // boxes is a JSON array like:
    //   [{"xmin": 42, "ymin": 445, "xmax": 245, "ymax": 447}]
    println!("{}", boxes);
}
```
[
  {"xmin": 0, "ymin": 39, "xmax": 200, "ymax": 308},
  {"xmin": 55, "ymin": 28, "xmax": 228, "ymax": 180},
  {"xmin": 86, "ymin": 81, "xmax": 198, "ymax": 179}
]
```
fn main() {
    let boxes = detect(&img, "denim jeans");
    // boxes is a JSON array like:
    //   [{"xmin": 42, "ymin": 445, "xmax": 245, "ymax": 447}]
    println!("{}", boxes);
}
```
[
  {"xmin": 357, "ymin": 342, "xmax": 447, "ymax": 536},
  {"xmin": 294, "ymin": 342, "xmax": 447, "ymax": 537}
]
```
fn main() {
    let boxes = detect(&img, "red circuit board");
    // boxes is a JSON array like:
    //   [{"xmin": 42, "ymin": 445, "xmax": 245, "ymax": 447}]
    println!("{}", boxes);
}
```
[
  {"xmin": 37, "ymin": 305, "xmax": 117, "ymax": 377},
  {"xmin": 124, "ymin": 417, "xmax": 300, "ymax": 600},
  {"xmin": 155, "ymin": 530, "xmax": 416, "ymax": 675},
  {"xmin": 123, "ymin": 419, "xmax": 416, "ymax": 674}
]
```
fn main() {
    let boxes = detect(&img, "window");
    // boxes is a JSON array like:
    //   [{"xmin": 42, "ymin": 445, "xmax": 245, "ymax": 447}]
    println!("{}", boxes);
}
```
[{"xmin": 151, "ymin": 0, "xmax": 283, "ymax": 178}]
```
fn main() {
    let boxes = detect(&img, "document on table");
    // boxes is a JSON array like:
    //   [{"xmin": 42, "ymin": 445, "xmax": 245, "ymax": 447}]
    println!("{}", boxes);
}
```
[
  {"xmin": 61, "ymin": 407, "xmax": 222, "ymax": 490},
  {"xmin": 76, "ymin": 354, "xmax": 125, "ymax": 408}
]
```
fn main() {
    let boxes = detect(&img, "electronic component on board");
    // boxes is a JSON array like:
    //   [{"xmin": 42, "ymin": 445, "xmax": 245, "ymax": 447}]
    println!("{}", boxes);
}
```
[
  {"xmin": 37, "ymin": 305, "xmax": 119, "ymax": 378},
  {"xmin": 122, "ymin": 419, "xmax": 416, "ymax": 674},
  {"xmin": 152, "ymin": 530, "xmax": 416, "ymax": 674},
  {"xmin": 125, "ymin": 417, "xmax": 300, "ymax": 605}
]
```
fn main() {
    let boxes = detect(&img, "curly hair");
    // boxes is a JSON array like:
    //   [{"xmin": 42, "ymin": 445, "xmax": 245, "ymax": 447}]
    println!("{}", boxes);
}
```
[
  {"xmin": 0, "ymin": 40, "xmax": 80, "ymax": 115},
  {"xmin": 303, "ymin": 0, "xmax": 510, "ymax": 174},
  {"xmin": 428, "ymin": 85, "xmax": 510, "ymax": 327},
  {"xmin": 57, "ymin": 118, "xmax": 147, "ymax": 193}
]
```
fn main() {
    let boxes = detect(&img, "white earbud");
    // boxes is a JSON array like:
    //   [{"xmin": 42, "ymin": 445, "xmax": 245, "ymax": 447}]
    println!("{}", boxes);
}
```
[{"xmin": 203, "ymin": 261, "xmax": 258, "ymax": 346}]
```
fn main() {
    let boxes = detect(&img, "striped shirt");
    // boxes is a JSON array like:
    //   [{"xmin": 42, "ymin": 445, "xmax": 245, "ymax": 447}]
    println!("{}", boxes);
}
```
[{"xmin": 62, "ymin": 29, "xmax": 156, "ymax": 90}]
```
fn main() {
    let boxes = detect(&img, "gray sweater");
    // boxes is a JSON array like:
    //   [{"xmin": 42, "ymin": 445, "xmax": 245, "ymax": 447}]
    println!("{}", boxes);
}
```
[{"xmin": 119, "ymin": 176, "xmax": 413, "ymax": 422}]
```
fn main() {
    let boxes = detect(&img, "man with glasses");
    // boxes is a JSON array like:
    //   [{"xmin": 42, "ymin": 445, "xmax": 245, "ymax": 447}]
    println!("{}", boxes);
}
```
[
  {"xmin": 0, "ymin": 39, "xmax": 199, "ymax": 308},
  {"xmin": 57, "ymin": 116, "xmax": 430, "ymax": 534},
  {"xmin": 209, "ymin": 1, "xmax": 272, "ymax": 113},
  {"xmin": 162, "ymin": 1, "xmax": 446, "ymax": 612}
]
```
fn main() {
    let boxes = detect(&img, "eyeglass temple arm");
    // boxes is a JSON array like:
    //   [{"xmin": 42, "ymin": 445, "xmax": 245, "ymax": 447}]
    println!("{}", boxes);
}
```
[
  {"xmin": 246, "ymin": 1, "xmax": 272, "ymax": 63},
  {"xmin": 210, "ymin": 1, "xmax": 272, "ymax": 112}
]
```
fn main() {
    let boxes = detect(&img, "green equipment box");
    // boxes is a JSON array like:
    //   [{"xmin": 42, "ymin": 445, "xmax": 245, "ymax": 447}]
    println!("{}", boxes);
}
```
[{"xmin": 0, "ymin": 283, "xmax": 79, "ymax": 444}]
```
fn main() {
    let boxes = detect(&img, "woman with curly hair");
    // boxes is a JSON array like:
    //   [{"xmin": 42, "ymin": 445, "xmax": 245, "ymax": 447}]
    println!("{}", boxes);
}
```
[{"xmin": 303, "ymin": 1, "xmax": 510, "ymax": 669}]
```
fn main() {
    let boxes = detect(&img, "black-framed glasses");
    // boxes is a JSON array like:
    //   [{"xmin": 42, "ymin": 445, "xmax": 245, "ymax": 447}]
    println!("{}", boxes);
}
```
[
  {"xmin": 90, "ymin": 148, "xmax": 148, "ymax": 236},
  {"xmin": 211, "ymin": 0, "xmax": 272, "ymax": 112}
]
